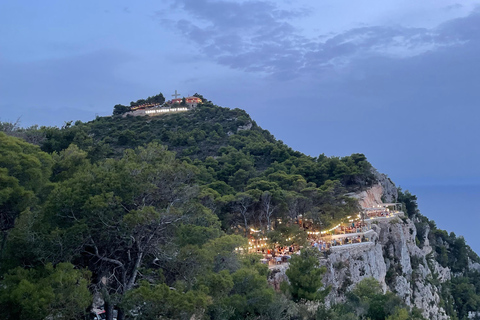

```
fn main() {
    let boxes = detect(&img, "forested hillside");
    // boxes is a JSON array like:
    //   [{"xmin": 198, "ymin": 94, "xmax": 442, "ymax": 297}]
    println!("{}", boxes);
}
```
[
  {"xmin": 22, "ymin": 100, "xmax": 377, "ymax": 233},
  {"xmin": 1, "ymin": 97, "xmax": 479, "ymax": 320}
]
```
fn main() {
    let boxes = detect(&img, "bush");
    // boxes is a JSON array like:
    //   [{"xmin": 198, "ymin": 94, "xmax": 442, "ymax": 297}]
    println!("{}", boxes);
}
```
[{"xmin": 284, "ymin": 248, "xmax": 328, "ymax": 301}]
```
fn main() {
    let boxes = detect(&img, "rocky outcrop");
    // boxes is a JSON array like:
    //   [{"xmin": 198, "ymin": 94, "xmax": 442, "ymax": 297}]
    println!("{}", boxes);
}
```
[
  {"xmin": 322, "ymin": 240, "xmax": 387, "ymax": 297},
  {"xmin": 237, "ymin": 121, "xmax": 252, "ymax": 131},
  {"xmin": 269, "ymin": 264, "xmax": 289, "ymax": 291},
  {"xmin": 468, "ymin": 258, "xmax": 480, "ymax": 273},
  {"xmin": 349, "ymin": 170, "xmax": 398, "ymax": 208},
  {"xmin": 372, "ymin": 169, "xmax": 398, "ymax": 203},
  {"xmin": 268, "ymin": 179, "xmax": 459, "ymax": 319},
  {"xmin": 350, "ymin": 184, "xmax": 384, "ymax": 208},
  {"xmin": 319, "ymin": 217, "xmax": 449, "ymax": 320},
  {"xmin": 269, "ymin": 216, "xmax": 451, "ymax": 319}
]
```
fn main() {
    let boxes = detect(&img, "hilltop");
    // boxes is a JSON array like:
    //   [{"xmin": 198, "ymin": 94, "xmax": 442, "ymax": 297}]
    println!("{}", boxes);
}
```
[{"xmin": 1, "ymin": 95, "xmax": 480, "ymax": 320}]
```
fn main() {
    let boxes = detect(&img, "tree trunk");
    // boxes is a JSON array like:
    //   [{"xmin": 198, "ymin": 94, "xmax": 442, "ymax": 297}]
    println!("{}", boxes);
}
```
[
  {"xmin": 117, "ymin": 308, "xmax": 125, "ymax": 320},
  {"xmin": 0, "ymin": 230, "xmax": 8, "ymax": 261},
  {"xmin": 105, "ymin": 301, "xmax": 114, "ymax": 320},
  {"xmin": 244, "ymin": 216, "xmax": 248, "ymax": 237},
  {"xmin": 126, "ymin": 251, "xmax": 143, "ymax": 291}
]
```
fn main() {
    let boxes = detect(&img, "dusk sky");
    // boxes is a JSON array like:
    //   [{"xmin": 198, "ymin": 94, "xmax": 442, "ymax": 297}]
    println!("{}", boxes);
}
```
[{"xmin": 1, "ymin": 1, "xmax": 480, "ymax": 249}]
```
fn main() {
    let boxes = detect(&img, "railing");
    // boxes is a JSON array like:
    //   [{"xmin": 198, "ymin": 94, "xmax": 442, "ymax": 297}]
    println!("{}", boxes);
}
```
[
  {"xmin": 311, "ymin": 229, "xmax": 374, "ymax": 251},
  {"xmin": 365, "ymin": 211, "xmax": 404, "ymax": 221}
]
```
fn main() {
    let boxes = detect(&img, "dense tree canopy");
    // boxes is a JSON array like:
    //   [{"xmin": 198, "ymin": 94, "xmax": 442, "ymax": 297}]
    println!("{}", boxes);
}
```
[
  {"xmin": 0, "ymin": 263, "xmax": 91, "ymax": 320},
  {"xmin": 0, "ymin": 98, "xmax": 478, "ymax": 319},
  {"xmin": 283, "ymin": 248, "xmax": 328, "ymax": 301},
  {"xmin": 0, "ymin": 133, "xmax": 53, "ymax": 260},
  {"xmin": 112, "ymin": 92, "xmax": 166, "ymax": 115}
]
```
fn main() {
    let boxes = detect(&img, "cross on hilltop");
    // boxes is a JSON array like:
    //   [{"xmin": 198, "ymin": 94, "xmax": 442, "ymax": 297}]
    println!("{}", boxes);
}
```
[{"xmin": 172, "ymin": 90, "xmax": 181, "ymax": 99}]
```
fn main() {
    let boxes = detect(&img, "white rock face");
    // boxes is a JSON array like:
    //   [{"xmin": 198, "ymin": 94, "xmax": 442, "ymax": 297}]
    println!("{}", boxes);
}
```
[
  {"xmin": 319, "ymin": 218, "xmax": 450, "ymax": 320},
  {"xmin": 348, "ymin": 170, "xmax": 397, "ymax": 208},
  {"xmin": 269, "ymin": 181, "xmax": 459, "ymax": 319},
  {"xmin": 322, "ymin": 240, "xmax": 387, "ymax": 296},
  {"xmin": 237, "ymin": 121, "xmax": 252, "ymax": 131},
  {"xmin": 351, "ymin": 184, "xmax": 384, "ymax": 208},
  {"xmin": 373, "ymin": 170, "xmax": 398, "ymax": 204},
  {"xmin": 468, "ymin": 259, "xmax": 480, "ymax": 273}
]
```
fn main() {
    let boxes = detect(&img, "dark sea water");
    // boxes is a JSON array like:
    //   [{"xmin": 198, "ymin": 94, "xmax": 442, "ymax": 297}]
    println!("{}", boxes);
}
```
[{"xmin": 406, "ymin": 185, "xmax": 480, "ymax": 254}]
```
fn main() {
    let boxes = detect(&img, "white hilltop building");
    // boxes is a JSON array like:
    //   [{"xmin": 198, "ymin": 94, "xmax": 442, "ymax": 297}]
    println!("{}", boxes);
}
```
[{"xmin": 122, "ymin": 90, "xmax": 201, "ymax": 118}]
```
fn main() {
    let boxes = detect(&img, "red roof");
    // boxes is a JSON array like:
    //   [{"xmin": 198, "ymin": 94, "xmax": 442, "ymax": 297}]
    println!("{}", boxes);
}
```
[{"xmin": 169, "ymin": 97, "xmax": 202, "ymax": 104}]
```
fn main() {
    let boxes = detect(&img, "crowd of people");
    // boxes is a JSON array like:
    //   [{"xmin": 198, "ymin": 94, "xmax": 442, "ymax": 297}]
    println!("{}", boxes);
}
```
[
  {"xmin": 366, "ymin": 209, "xmax": 397, "ymax": 219},
  {"xmin": 251, "ymin": 210, "xmax": 401, "ymax": 266},
  {"xmin": 257, "ymin": 232, "xmax": 373, "ymax": 266},
  {"xmin": 258, "ymin": 246, "xmax": 297, "ymax": 265},
  {"xmin": 334, "ymin": 222, "xmax": 369, "ymax": 235}
]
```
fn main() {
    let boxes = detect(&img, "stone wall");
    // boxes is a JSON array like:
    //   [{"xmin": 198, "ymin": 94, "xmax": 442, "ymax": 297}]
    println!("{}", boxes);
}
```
[{"xmin": 122, "ymin": 107, "xmax": 189, "ymax": 117}]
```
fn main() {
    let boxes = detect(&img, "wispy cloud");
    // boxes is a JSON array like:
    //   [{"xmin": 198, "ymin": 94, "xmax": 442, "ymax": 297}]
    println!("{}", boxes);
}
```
[
  {"xmin": 159, "ymin": 0, "xmax": 309, "ymax": 76},
  {"xmin": 161, "ymin": 0, "xmax": 479, "ymax": 78}
]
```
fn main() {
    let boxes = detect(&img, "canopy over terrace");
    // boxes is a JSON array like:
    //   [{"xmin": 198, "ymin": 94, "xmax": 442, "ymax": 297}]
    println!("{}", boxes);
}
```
[
  {"xmin": 360, "ymin": 203, "xmax": 403, "ymax": 223},
  {"xmin": 362, "ymin": 203, "xmax": 402, "ymax": 211}
]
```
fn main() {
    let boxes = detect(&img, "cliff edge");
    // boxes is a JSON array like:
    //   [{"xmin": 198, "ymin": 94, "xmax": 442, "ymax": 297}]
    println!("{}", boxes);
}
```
[{"xmin": 320, "ymin": 216, "xmax": 450, "ymax": 320}]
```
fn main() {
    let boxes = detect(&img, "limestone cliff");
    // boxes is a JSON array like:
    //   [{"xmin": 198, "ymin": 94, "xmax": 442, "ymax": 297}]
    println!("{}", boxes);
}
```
[
  {"xmin": 319, "ymin": 217, "xmax": 450, "ymax": 320},
  {"xmin": 348, "ymin": 169, "xmax": 397, "ymax": 208},
  {"xmin": 269, "ymin": 180, "xmax": 460, "ymax": 319},
  {"xmin": 373, "ymin": 169, "xmax": 398, "ymax": 203},
  {"xmin": 322, "ymin": 177, "xmax": 451, "ymax": 319}
]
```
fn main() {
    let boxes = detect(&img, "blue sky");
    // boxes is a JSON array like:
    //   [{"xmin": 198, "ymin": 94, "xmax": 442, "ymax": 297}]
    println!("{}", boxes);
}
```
[{"xmin": 1, "ymin": 1, "xmax": 480, "ymax": 247}]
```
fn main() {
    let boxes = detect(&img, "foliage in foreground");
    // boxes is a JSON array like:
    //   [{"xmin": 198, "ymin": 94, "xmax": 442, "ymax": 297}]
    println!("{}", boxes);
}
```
[
  {"xmin": 283, "ymin": 248, "xmax": 328, "ymax": 302},
  {"xmin": 0, "ymin": 263, "xmax": 91, "ymax": 320}
]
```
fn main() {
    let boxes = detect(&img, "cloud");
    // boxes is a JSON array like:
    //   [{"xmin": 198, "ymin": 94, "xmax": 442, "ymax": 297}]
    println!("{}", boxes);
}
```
[
  {"xmin": 159, "ymin": 0, "xmax": 309, "ymax": 76},
  {"xmin": 178, "ymin": 5, "xmax": 480, "ymax": 185},
  {"xmin": 169, "ymin": 0, "xmax": 307, "ymax": 30},
  {"xmin": 162, "ymin": 1, "xmax": 479, "ymax": 78}
]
